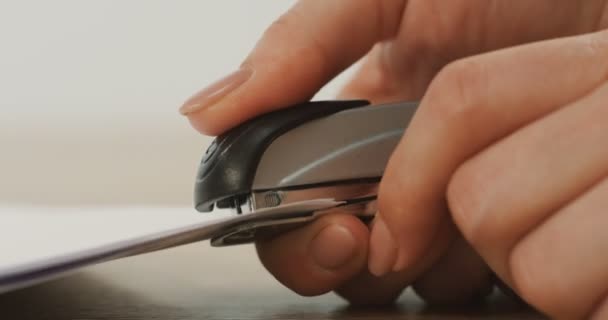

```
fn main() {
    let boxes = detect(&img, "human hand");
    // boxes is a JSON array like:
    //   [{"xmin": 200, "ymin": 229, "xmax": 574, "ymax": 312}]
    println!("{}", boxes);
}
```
[
  {"xmin": 359, "ymin": 3, "xmax": 608, "ymax": 318},
  {"xmin": 179, "ymin": 0, "xmax": 608, "ymax": 315},
  {"xmin": 394, "ymin": 24, "xmax": 608, "ymax": 320}
]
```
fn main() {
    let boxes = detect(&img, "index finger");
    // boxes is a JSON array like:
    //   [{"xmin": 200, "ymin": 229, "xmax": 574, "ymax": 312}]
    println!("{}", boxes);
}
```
[{"xmin": 181, "ymin": 0, "xmax": 406, "ymax": 135}]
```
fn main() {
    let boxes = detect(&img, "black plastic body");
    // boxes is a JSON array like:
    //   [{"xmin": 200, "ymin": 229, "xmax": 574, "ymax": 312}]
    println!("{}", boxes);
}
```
[{"xmin": 194, "ymin": 100, "xmax": 370, "ymax": 212}]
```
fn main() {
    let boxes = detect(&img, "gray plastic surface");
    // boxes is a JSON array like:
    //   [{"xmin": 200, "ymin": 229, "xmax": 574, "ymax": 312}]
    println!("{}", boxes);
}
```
[{"xmin": 252, "ymin": 102, "xmax": 418, "ymax": 190}]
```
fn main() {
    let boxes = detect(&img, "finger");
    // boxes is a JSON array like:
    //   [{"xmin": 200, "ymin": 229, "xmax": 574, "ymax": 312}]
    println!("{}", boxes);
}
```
[
  {"xmin": 449, "ymin": 80, "xmax": 608, "ymax": 285},
  {"xmin": 509, "ymin": 176, "xmax": 608, "ymax": 318},
  {"xmin": 412, "ymin": 236, "xmax": 495, "ymax": 305},
  {"xmin": 337, "ymin": 226, "xmax": 494, "ymax": 306},
  {"xmin": 337, "ymin": 20, "xmax": 485, "ymax": 303},
  {"xmin": 370, "ymin": 30, "xmax": 608, "ymax": 276},
  {"xmin": 336, "ymin": 221, "xmax": 450, "ymax": 306},
  {"xmin": 449, "ymin": 82, "xmax": 608, "ymax": 317},
  {"xmin": 181, "ymin": 0, "xmax": 406, "ymax": 135},
  {"xmin": 255, "ymin": 213, "xmax": 368, "ymax": 296},
  {"xmin": 334, "ymin": 24, "xmax": 451, "ymax": 304},
  {"xmin": 337, "ymin": 44, "xmax": 427, "ymax": 104},
  {"xmin": 257, "ymin": 213, "xmax": 447, "ymax": 305}
]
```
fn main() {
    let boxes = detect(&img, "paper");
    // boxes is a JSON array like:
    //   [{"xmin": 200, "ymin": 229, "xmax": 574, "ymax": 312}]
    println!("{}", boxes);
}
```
[
  {"xmin": 0, "ymin": 200, "xmax": 340, "ymax": 294},
  {"xmin": 0, "ymin": 206, "xmax": 234, "ymax": 293}
]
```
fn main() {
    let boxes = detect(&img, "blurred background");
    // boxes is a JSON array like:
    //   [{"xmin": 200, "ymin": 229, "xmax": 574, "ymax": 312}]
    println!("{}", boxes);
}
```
[{"xmin": 0, "ymin": 1, "xmax": 355, "ymax": 207}]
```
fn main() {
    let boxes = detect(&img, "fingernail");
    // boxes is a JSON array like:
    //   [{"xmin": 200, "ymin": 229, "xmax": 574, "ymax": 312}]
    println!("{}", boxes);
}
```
[
  {"xmin": 179, "ymin": 68, "xmax": 253, "ymax": 115},
  {"xmin": 368, "ymin": 214, "xmax": 398, "ymax": 277},
  {"xmin": 310, "ymin": 224, "xmax": 358, "ymax": 270}
]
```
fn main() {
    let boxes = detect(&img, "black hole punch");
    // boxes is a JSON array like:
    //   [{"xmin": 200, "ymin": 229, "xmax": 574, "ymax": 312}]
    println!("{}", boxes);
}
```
[
  {"xmin": 216, "ymin": 198, "xmax": 233, "ymax": 209},
  {"xmin": 234, "ymin": 197, "xmax": 242, "ymax": 214},
  {"xmin": 214, "ymin": 195, "xmax": 248, "ymax": 214},
  {"xmin": 194, "ymin": 100, "xmax": 370, "ymax": 212}
]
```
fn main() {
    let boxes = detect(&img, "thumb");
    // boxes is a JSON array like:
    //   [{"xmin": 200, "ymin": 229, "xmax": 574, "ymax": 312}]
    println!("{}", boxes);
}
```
[
  {"xmin": 179, "ymin": 0, "xmax": 405, "ymax": 135},
  {"xmin": 255, "ymin": 213, "xmax": 370, "ymax": 296}
]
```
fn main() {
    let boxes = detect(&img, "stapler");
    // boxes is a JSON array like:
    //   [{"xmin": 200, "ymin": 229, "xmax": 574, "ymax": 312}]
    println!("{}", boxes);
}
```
[{"xmin": 194, "ymin": 100, "xmax": 418, "ymax": 246}]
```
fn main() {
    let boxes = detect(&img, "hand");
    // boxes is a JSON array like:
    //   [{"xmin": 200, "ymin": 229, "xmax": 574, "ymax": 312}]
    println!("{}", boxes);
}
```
[
  {"xmin": 179, "ymin": 0, "xmax": 608, "ymax": 315},
  {"xmin": 381, "ymin": 28, "xmax": 608, "ymax": 318}
]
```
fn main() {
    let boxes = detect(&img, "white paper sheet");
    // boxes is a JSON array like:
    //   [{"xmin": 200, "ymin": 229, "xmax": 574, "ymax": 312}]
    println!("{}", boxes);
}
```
[
  {"xmin": 0, "ymin": 201, "xmax": 340, "ymax": 294},
  {"xmin": 0, "ymin": 206, "xmax": 236, "ymax": 293}
]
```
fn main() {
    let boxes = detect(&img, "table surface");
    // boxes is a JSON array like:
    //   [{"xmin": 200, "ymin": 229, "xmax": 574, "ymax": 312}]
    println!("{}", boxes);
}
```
[{"xmin": 0, "ymin": 242, "xmax": 544, "ymax": 320}]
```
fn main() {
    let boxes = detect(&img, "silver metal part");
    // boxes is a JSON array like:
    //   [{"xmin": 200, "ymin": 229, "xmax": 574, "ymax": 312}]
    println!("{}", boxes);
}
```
[
  {"xmin": 235, "ymin": 197, "xmax": 253, "ymax": 214},
  {"xmin": 210, "ymin": 199, "xmax": 376, "ymax": 246},
  {"xmin": 252, "ymin": 102, "xmax": 417, "ymax": 190},
  {"xmin": 210, "ymin": 182, "xmax": 379, "ymax": 246},
  {"xmin": 251, "ymin": 182, "xmax": 378, "ymax": 210}
]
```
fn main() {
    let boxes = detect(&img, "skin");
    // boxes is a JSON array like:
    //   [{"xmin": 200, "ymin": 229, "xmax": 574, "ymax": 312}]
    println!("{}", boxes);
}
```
[{"xmin": 181, "ymin": 1, "xmax": 608, "ymax": 318}]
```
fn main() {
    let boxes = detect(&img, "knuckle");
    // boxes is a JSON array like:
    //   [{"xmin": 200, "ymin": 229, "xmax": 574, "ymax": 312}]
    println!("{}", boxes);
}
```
[{"xmin": 424, "ymin": 57, "xmax": 489, "ymax": 124}]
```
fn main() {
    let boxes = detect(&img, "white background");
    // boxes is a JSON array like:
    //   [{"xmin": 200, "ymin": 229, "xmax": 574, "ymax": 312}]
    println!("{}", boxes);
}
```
[{"xmin": 0, "ymin": 1, "xmax": 355, "ymax": 206}]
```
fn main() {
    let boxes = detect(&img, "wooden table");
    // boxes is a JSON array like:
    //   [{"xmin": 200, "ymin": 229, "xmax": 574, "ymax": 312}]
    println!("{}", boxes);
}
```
[{"xmin": 0, "ymin": 243, "xmax": 543, "ymax": 319}]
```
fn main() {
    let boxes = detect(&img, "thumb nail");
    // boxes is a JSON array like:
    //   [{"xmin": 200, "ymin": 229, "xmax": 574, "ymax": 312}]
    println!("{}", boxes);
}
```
[
  {"xmin": 179, "ymin": 68, "xmax": 253, "ymax": 115},
  {"xmin": 310, "ymin": 224, "xmax": 358, "ymax": 270}
]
